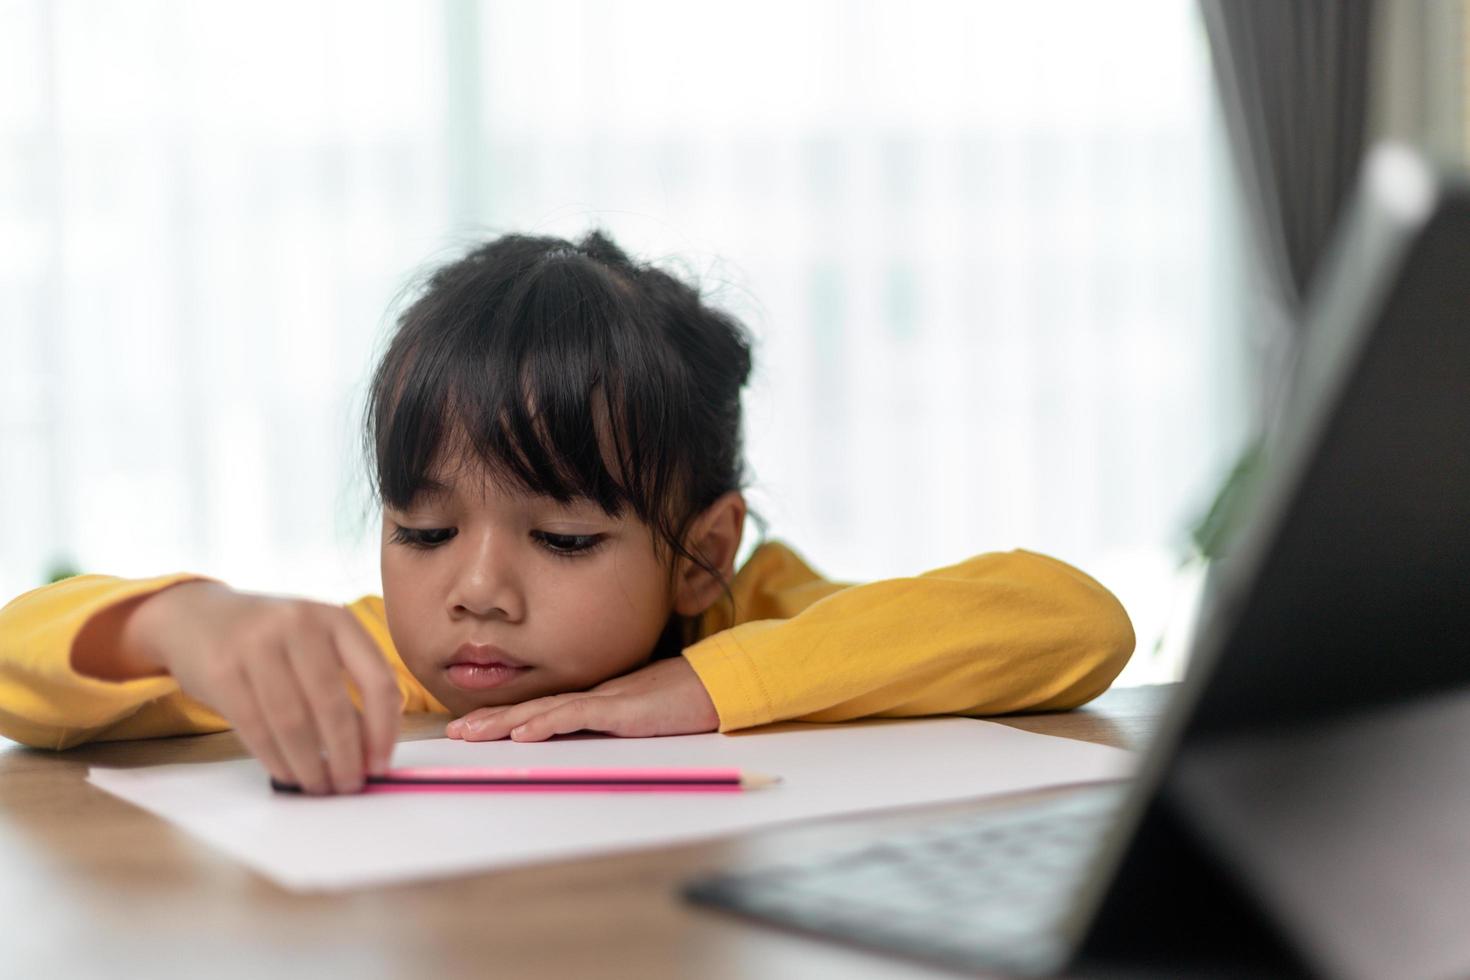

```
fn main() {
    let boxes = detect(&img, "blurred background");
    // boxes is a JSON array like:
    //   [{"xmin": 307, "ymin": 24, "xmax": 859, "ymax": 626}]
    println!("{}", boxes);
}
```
[{"xmin": 1, "ymin": 0, "xmax": 1265, "ymax": 686}]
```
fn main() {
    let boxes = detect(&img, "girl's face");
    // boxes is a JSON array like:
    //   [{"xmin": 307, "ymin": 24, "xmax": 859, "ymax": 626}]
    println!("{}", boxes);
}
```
[{"xmin": 379, "ymin": 463, "xmax": 680, "ymax": 716}]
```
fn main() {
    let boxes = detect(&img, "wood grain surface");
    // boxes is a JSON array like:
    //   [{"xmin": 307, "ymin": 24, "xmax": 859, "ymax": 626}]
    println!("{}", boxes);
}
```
[{"xmin": 0, "ymin": 684, "xmax": 1176, "ymax": 979}]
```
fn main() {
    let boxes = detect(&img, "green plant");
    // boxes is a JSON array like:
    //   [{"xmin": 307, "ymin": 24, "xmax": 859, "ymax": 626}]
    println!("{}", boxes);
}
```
[
  {"xmin": 45, "ymin": 559, "xmax": 81, "ymax": 584},
  {"xmin": 1147, "ymin": 437, "xmax": 1267, "ymax": 664},
  {"xmin": 1186, "ymin": 436, "xmax": 1266, "ymax": 564}
]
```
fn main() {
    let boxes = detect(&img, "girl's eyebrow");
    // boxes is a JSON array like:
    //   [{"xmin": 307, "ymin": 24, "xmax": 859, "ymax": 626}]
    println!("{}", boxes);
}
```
[
  {"xmin": 401, "ymin": 478, "xmax": 454, "ymax": 508},
  {"xmin": 412, "ymin": 461, "xmax": 613, "ymax": 512},
  {"xmin": 414, "ymin": 478, "xmax": 586, "ymax": 511}
]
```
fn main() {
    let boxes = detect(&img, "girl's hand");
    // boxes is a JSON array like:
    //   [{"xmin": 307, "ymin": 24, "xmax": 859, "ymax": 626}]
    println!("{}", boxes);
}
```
[
  {"xmin": 445, "ymin": 656, "xmax": 719, "ymax": 742},
  {"xmin": 82, "ymin": 581, "xmax": 401, "ymax": 795}
]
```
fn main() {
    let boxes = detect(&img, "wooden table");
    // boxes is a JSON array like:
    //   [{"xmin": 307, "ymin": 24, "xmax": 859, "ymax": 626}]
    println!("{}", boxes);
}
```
[{"xmin": 0, "ymin": 684, "xmax": 1174, "ymax": 979}]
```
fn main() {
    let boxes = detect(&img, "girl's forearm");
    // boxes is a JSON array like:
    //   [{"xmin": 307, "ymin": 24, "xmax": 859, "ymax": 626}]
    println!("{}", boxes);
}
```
[{"xmin": 70, "ymin": 579, "xmax": 225, "ymax": 681}]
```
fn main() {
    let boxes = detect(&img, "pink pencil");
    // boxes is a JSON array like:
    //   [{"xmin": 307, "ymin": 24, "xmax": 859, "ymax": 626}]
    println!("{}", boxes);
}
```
[{"xmin": 270, "ymin": 767, "xmax": 782, "ymax": 794}]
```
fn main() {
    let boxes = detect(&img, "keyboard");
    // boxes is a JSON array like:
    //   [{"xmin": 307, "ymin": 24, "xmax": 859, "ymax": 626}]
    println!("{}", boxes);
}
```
[{"xmin": 682, "ymin": 785, "xmax": 1128, "ymax": 976}]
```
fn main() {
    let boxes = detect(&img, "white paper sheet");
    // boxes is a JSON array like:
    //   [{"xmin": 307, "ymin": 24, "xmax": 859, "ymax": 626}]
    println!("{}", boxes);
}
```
[{"xmin": 87, "ymin": 717, "xmax": 1135, "ymax": 892}]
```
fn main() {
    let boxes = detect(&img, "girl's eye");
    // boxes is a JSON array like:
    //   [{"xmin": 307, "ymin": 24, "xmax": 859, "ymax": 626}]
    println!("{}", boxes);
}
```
[
  {"xmin": 390, "ymin": 526, "xmax": 604, "ymax": 558},
  {"xmin": 532, "ymin": 531, "xmax": 605, "ymax": 558},
  {"xmin": 390, "ymin": 526, "xmax": 456, "ymax": 550}
]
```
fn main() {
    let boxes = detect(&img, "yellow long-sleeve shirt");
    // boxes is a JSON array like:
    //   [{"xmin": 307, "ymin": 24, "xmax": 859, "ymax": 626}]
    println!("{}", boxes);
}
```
[{"xmin": 0, "ymin": 540, "xmax": 1135, "ymax": 750}]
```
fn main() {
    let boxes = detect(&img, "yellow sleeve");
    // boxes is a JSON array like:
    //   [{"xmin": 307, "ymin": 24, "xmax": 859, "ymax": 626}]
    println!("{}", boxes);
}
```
[
  {"xmin": 0, "ymin": 573, "xmax": 228, "ymax": 748},
  {"xmin": 681, "ymin": 541, "xmax": 1136, "ymax": 733},
  {"xmin": 0, "ymin": 577, "xmax": 442, "ymax": 751}
]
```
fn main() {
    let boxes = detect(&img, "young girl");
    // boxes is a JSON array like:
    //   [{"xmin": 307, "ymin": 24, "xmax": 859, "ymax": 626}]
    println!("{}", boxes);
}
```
[{"xmin": 0, "ymin": 231, "xmax": 1135, "ymax": 796}]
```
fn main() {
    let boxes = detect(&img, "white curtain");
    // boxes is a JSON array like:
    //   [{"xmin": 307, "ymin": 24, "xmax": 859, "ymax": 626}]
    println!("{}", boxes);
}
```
[{"xmin": 1, "ymin": 0, "xmax": 1246, "ymax": 685}]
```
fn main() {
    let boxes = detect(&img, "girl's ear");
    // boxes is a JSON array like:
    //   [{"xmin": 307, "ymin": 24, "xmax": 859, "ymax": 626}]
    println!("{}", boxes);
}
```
[{"xmin": 673, "ymin": 490, "xmax": 747, "ymax": 617}]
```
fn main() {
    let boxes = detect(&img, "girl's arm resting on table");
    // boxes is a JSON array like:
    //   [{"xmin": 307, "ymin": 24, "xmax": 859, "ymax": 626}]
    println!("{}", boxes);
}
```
[
  {"xmin": 448, "ymin": 547, "xmax": 1136, "ymax": 743},
  {"xmin": 681, "ymin": 549, "xmax": 1137, "ymax": 733},
  {"xmin": 0, "ymin": 574, "xmax": 229, "ymax": 749}
]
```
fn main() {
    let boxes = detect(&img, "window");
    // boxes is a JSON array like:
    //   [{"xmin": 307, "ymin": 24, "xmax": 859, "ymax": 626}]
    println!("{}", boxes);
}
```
[{"xmin": 1, "ymin": 1, "xmax": 1245, "ymax": 684}]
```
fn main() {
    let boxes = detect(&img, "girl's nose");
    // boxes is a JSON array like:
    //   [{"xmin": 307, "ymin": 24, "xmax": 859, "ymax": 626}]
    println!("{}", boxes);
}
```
[{"xmin": 447, "ymin": 538, "xmax": 525, "ymax": 622}]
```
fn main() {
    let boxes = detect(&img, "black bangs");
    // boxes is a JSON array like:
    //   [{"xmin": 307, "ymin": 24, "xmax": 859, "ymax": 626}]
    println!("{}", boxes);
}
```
[{"xmin": 366, "ymin": 235, "xmax": 692, "ymax": 532}]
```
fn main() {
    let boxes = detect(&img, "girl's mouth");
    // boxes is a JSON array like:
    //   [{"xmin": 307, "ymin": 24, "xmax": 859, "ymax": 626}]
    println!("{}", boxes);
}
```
[{"xmin": 445, "ymin": 663, "xmax": 531, "ymax": 690}]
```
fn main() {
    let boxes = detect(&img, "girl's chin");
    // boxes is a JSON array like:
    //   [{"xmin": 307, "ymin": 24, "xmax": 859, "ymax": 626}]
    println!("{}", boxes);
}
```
[{"xmin": 432, "ymin": 673, "xmax": 561, "ymax": 716}]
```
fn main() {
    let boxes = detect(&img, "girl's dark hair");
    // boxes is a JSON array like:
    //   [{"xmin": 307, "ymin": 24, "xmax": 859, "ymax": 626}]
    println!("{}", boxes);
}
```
[{"xmin": 363, "ymin": 230, "xmax": 756, "ymax": 659}]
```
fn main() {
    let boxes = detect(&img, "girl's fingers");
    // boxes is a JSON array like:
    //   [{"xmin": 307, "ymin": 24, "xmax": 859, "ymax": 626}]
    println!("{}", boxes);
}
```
[
  {"xmin": 213, "ymin": 665, "xmax": 295, "ymax": 784},
  {"xmin": 285, "ymin": 626, "xmax": 367, "ymax": 794},
  {"xmin": 331, "ymin": 616, "xmax": 401, "ymax": 775},
  {"xmin": 246, "ymin": 644, "xmax": 331, "ymax": 795},
  {"xmin": 446, "ymin": 704, "xmax": 514, "ymax": 738},
  {"xmin": 509, "ymin": 697, "xmax": 625, "ymax": 742},
  {"xmin": 451, "ymin": 705, "xmax": 527, "ymax": 740},
  {"xmin": 455, "ymin": 693, "xmax": 602, "ymax": 741},
  {"xmin": 450, "ymin": 699, "xmax": 552, "ymax": 739}
]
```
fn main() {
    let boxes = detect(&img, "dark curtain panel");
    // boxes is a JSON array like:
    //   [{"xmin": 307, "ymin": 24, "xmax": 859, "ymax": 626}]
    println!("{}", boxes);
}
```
[
  {"xmin": 1199, "ymin": 0, "xmax": 1373, "ymax": 424},
  {"xmin": 1190, "ymin": 0, "xmax": 1373, "ymax": 561}
]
